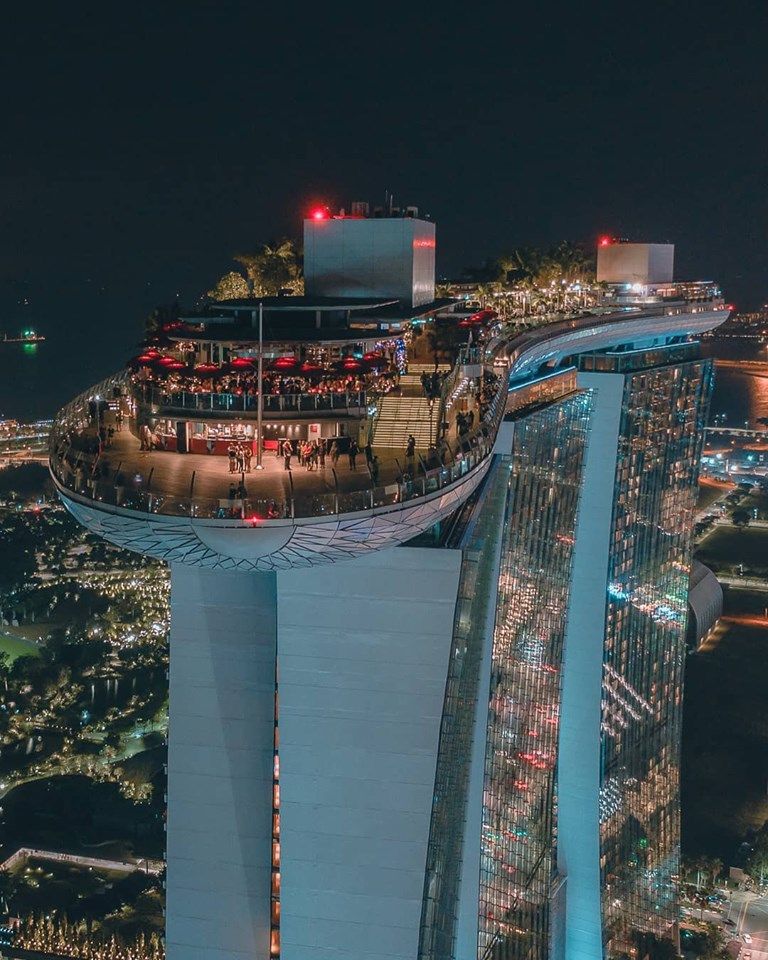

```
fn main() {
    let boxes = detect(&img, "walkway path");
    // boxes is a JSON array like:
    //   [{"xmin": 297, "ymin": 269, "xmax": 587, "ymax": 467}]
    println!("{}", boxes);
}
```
[
  {"xmin": 84, "ymin": 430, "xmax": 426, "ymax": 508},
  {"xmin": 0, "ymin": 846, "xmax": 163, "ymax": 876}
]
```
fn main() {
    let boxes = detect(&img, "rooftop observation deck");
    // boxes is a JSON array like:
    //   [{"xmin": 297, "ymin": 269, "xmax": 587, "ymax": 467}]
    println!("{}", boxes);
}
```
[
  {"xmin": 48, "ymin": 298, "xmax": 729, "ymax": 571},
  {"xmin": 51, "ymin": 388, "xmax": 500, "ymax": 522}
]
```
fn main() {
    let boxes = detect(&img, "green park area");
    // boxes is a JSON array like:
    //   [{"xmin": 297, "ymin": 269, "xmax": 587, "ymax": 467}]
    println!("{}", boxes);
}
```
[
  {"xmin": 695, "ymin": 525, "xmax": 768, "ymax": 578},
  {"xmin": 0, "ymin": 630, "xmax": 40, "ymax": 663},
  {"xmin": 740, "ymin": 487, "xmax": 768, "ymax": 521},
  {"xmin": 696, "ymin": 482, "xmax": 729, "ymax": 513},
  {"xmin": 1, "ymin": 773, "xmax": 165, "ymax": 861}
]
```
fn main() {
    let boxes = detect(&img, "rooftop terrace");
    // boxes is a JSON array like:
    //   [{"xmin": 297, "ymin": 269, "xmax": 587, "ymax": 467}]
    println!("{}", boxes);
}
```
[{"xmin": 48, "ymin": 298, "xmax": 729, "ymax": 570}]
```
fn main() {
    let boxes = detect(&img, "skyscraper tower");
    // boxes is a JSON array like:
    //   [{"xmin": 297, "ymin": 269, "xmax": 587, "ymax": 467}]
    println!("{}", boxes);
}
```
[
  {"xmin": 50, "ymin": 216, "xmax": 726, "ymax": 960},
  {"xmin": 464, "ymin": 342, "xmax": 712, "ymax": 960}
]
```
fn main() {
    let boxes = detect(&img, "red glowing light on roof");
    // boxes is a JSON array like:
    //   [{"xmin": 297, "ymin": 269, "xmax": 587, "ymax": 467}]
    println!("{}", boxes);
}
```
[
  {"xmin": 311, "ymin": 208, "xmax": 327, "ymax": 220},
  {"xmin": 599, "ymin": 236, "xmax": 612, "ymax": 247}
]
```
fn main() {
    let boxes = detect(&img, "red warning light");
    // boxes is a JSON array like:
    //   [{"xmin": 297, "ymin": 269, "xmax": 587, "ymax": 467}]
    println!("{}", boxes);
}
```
[
  {"xmin": 311, "ymin": 207, "xmax": 328, "ymax": 220},
  {"xmin": 599, "ymin": 236, "xmax": 612, "ymax": 247}
]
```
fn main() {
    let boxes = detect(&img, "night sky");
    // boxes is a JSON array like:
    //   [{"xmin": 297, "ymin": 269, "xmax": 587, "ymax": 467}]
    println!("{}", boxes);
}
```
[{"xmin": 1, "ymin": 1, "xmax": 766, "ymax": 418}]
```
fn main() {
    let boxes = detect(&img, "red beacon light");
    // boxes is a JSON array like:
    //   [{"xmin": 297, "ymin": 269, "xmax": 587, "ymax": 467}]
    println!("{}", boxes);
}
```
[
  {"xmin": 311, "ymin": 207, "xmax": 328, "ymax": 221},
  {"xmin": 599, "ymin": 236, "xmax": 612, "ymax": 247}
]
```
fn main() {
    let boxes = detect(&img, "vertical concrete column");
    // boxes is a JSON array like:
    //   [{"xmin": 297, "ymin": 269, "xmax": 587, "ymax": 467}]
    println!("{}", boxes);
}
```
[
  {"xmin": 556, "ymin": 372, "xmax": 624, "ymax": 960},
  {"xmin": 276, "ymin": 547, "xmax": 462, "ymax": 960},
  {"xmin": 166, "ymin": 565, "xmax": 277, "ymax": 960}
]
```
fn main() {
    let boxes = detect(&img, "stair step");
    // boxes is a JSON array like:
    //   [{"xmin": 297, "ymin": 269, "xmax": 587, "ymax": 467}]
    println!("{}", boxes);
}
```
[{"xmin": 372, "ymin": 389, "xmax": 437, "ymax": 448}]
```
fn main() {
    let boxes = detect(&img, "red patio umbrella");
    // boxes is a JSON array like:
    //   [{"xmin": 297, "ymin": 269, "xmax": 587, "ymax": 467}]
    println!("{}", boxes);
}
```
[
  {"xmin": 269, "ymin": 356, "xmax": 300, "ymax": 372},
  {"xmin": 227, "ymin": 356, "xmax": 256, "ymax": 369},
  {"xmin": 194, "ymin": 362, "xmax": 220, "ymax": 376},
  {"xmin": 128, "ymin": 354, "xmax": 157, "ymax": 369},
  {"xmin": 300, "ymin": 361, "xmax": 324, "ymax": 376},
  {"xmin": 335, "ymin": 358, "xmax": 363, "ymax": 372}
]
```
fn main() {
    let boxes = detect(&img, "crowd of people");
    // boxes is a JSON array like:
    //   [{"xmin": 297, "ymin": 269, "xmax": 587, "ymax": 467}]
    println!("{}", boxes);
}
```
[
  {"xmin": 227, "ymin": 442, "xmax": 253, "ymax": 472},
  {"xmin": 134, "ymin": 368, "xmax": 399, "ymax": 401},
  {"xmin": 276, "ymin": 437, "xmax": 364, "ymax": 472},
  {"xmin": 420, "ymin": 370, "xmax": 447, "ymax": 401}
]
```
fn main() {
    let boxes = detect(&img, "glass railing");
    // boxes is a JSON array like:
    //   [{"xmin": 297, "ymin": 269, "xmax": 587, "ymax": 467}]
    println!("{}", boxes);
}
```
[
  {"xmin": 50, "ymin": 371, "xmax": 507, "ymax": 522},
  {"xmin": 51, "ymin": 429, "xmax": 498, "ymax": 521},
  {"xmin": 135, "ymin": 384, "xmax": 369, "ymax": 415}
]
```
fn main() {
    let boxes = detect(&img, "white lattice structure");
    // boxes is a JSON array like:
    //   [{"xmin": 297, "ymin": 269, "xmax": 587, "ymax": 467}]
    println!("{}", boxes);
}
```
[{"xmin": 57, "ymin": 461, "xmax": 488, "ymax": 571}]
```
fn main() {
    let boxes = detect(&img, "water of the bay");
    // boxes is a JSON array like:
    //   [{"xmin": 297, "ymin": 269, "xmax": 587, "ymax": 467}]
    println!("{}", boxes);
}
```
[{"xmin": 701, "ymin": 340, "xmax": 768, "ymax": 427}]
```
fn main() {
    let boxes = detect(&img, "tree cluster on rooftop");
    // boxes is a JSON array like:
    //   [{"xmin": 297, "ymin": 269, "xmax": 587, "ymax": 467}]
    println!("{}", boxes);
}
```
[
  {"xmin": 207, "ymin": 239, "xmax": 303, "ymax": 301},
  {"xmin": 455, "ymin": 240, "xmax": 595, "ymax": 289}
]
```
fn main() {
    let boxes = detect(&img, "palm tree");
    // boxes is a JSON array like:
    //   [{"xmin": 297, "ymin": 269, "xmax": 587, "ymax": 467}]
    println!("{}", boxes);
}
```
[
  {"xmin": 208, "ymin": 239, "xmax": 304, "ymax": 300},
  {"xmin": 0, "ymin": 651, "xmax": 9, "ymax": 693},
  {"xmin": 548, "ymin": 240, "xmax": 594, "ymax": 284},
  {"xmin": 493, "ymin": 255, "xmax": 517, "ymax": 287},
  {"xmin": 683, "ymin": 853, "xmax": 708, "ymax": 890},
  {"xmin": 475, "ymin": 283, "xmax": 500, "ymax": 308},
  {"xmin": 708, "ymin": 857, "xmax": 723, "ymax": 889}
]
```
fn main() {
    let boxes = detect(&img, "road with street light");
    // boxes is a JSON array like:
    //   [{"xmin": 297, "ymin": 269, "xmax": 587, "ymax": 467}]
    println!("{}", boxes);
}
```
[
  {"xmin": 726, "ymin": 891, "xmax": 768, "ymax": 960},
  {"xmin": 682, "ymin": 890, "xmax": 768, "ymax": 960}
]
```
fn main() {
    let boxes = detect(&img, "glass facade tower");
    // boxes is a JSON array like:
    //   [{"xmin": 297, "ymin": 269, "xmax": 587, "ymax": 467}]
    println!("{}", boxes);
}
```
[
  {"xmin": 597, "ymin": 352, "xmax": 712, "ymax": 953},
  {"xmin": 478, "ymin": 390, "xmax": 594, "ymax": 960},
  {"xmin": 419, "ymin": 344, "xmax": 713, "ymax": 960}
]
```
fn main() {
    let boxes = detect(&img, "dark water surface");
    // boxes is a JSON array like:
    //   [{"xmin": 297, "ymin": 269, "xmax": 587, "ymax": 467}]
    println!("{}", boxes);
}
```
[{"xmin": 703, "ymin": 340, "xmax": 768, "ymax": 427}]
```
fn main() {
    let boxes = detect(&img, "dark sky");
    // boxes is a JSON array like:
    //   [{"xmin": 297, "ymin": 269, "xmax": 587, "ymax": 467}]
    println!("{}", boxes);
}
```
[{"xmin": 1, "ymin": 1, "xmax": 766, "ymax": 417}]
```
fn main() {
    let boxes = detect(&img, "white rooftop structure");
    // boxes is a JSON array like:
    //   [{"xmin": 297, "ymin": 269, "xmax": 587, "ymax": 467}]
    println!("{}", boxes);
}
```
[
  {"xmin": 597, "ymin": 240, "xmax": 674, "ymax": 285},
  {"xmin": 303, "ymin": 207, "xmax": 436, "ymax": 309}
]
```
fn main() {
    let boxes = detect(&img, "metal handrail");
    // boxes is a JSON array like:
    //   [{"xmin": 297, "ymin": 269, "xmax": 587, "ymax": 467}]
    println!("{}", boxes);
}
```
[
  {"xmin": 135, "ymin": 384, "xmax": 370, "ymax": 415},
  {"xmin": 50, "ymin": 372, "xmax": 507, "ymax": 522}
]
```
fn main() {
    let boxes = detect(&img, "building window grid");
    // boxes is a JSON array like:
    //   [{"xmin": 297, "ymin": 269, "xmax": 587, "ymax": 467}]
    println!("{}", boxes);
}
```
[
  {"xmin": 600, "ymin": 360, "xmax": 713, "ymax": 954},
  {"xmin": 477, "ymin": 392, "xmax": 594, "ymax": 960},
  {"xmin": 418, "ymin": 459, "xmax": 511, "ymax": 960}
]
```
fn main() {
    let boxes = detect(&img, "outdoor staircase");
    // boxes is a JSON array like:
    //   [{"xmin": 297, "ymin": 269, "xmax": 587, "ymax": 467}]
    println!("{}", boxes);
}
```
[{"xmin": 372, "ymin": 375, "xmax": 435, "ymax": 450}]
